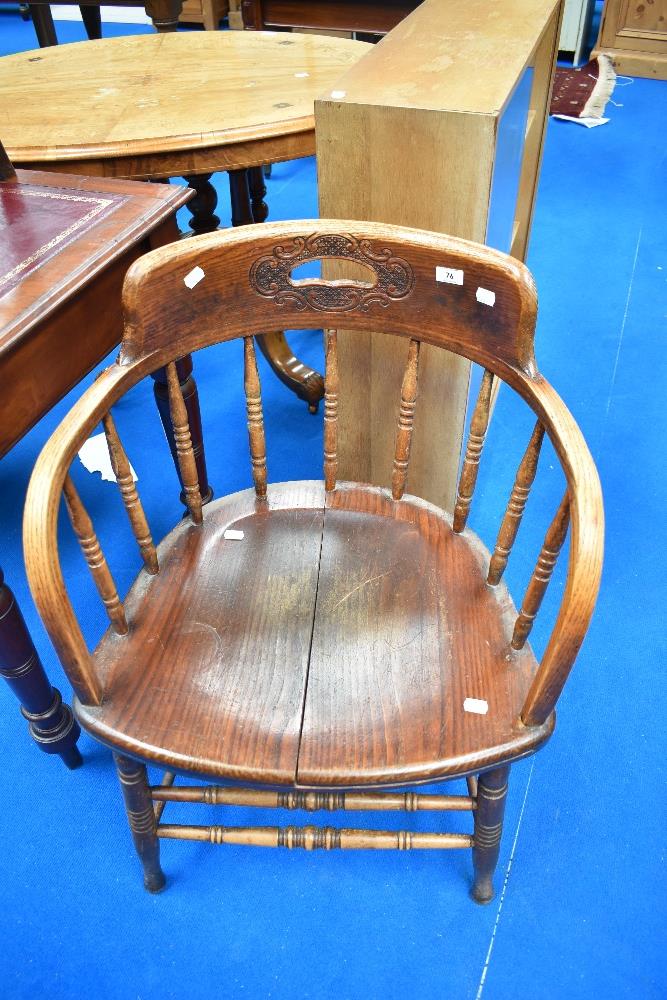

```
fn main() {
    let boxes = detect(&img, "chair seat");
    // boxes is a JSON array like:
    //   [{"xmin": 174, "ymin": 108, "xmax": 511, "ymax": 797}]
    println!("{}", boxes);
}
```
[{"xmin": 76, "ymin": 480, "xmax": 554, "ymax": 785}]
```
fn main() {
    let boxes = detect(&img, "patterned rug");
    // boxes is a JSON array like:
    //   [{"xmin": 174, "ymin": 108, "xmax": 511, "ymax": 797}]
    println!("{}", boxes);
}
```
[{"xmin": 550, "ymin": 54, "xmax": 617, "ymax": 123}]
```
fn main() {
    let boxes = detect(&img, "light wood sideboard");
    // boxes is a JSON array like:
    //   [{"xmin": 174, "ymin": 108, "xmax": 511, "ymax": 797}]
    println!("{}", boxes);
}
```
[
  {"xmin": 592, "ymin": 0, "xmax": 667, "ymax": 78},
  {"xmin": 315, "ymin": 0, "xmax": 563, "ymax": 511}
]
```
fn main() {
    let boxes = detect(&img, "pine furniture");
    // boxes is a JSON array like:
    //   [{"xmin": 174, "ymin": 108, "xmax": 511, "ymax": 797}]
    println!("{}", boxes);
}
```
[
  {"xmin": 23, "ymin": 220, "xmax": 604, "ymax": 902},
  {"xmin": 0, "ymin": 30, "xmax": 370, "ymax": 411},
  {"xmin": 592, "ymin": 0, "xmax": 667, "ymax": 79},
  {"xmin": 315, "ymin": 0, "xmax": 564, "ymax": 512},
  {"xmin": 0, "ymin": 145, "xmax": 198, "ymax": 767}
]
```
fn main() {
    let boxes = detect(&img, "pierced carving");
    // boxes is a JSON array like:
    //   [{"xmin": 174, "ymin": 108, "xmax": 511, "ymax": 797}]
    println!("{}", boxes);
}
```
[{"xmin": 249, "ymin": 233, "xmax": 415, "ymax": 313}]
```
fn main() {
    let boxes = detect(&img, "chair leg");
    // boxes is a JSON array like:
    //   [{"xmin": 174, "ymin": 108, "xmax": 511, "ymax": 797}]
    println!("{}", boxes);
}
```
[
  {"xmin": 28, "ymin": 4, "xmax": 58, "ymax": 46},
  {"xmin": 470, "ymin": 764, "xmax": 510, "ymax": 904},
  {"xmin": 79, "ymin": 5, "xmax": 102, "ymax": 39},
  {"xmin": 113, "ymin": 752, "xmax": 165, "ymax": 893}
]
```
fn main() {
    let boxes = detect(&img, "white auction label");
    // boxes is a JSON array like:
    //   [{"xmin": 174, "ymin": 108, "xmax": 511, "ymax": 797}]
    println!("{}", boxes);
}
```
[
  {"xmin": 435, "ymin": 266, "xmax": 464, "ymax": 286},
  {"xmin": 184, "ymin": 265, "xmax": 205, "ymax": 289},
  {"xmin": 463, "ymin": 697, "xmax": 489, "ymax": 715},
  {"xmin": 476, "ymin": 287, "xmax": 496, "ymax": 307}
]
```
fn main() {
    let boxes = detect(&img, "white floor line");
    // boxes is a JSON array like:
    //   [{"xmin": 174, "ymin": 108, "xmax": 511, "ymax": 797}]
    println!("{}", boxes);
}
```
[
  {"xmin": 474, "ymin": 760, "xmax": 535, "ymax": 1000},
  {"xmin": 604, "ymin": 225, "xmax": 642, "ymax": 422}
]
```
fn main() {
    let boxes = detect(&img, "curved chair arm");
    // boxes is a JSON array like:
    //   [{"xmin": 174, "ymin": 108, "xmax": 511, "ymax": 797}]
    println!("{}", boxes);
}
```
[
  {"xmin": 514, "ymin": 375, "xmax": 605, "ymax": 727},
  {"xmin": 23, "ymin": 360, "xmax": 149, "ymax": 706}
]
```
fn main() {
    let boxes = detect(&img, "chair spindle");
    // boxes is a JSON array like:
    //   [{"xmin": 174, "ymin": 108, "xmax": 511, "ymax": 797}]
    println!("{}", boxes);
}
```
[
  {"xmin": 512, "ymin": 491, "xmax": 570, "ymax": 650},
  {"xmin": 453, "ymin": 369, "xmax": 494, "ymax": 533},
  {"xmin": 391, "ymin": 338, "xmax": 421, "ymax": 501},
  {"xmin": 102, "ymin": 412, "xmax": 158, "ymax": 575},
  {"xmin": 323, "ymin": 329, "xmax": 339, "ymax": 492},
  {"xmin": 488, "ymin": 421, "xmax": 545, "ymax": 585},
  {"xmin": 243, "ymin": 336, "xmax": 268, "ymax": 498},
  {"xmin": 166, "ymin": 361, "xmax": 203, "ymax": 524},
  {"xmin": 63, "ymin": 475, "xmax": 128, "ymax": 635}
]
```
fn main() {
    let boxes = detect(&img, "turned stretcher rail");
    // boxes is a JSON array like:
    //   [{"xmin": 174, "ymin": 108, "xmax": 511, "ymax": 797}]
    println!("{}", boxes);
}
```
[
  {"xmin": 157, "ymin": 824, "xmax": 474, "ymax": 850},
  {"xmin": 150, "ymin": 785, "xmax": 475, "ymax": 811}
]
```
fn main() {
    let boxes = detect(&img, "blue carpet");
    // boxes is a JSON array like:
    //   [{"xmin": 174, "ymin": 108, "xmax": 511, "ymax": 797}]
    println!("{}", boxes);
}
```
[{"xmin": 1, "ymin": 11, "xmax": 665, "ymax": 1000}]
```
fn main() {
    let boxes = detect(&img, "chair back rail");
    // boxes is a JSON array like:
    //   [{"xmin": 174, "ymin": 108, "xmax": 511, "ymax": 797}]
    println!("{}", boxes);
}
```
[
  {"xmin": 22, "ymin": 221, "xmax": 603, "ymax": 727},
  {"xmin": 243, "ymin": 336, "xmax": 268, "ymax": 498},
  {"xmin": 62, "ymin": 474, "xmax": 128, "ymax": 637},
  {"xmin": 165, "ymin": 361, "xmax": 203, "ymax": 524},
  {"xmin": 391, "ymin": 338, "xmax": 421, "ymax": 502},
  {"xmin": 488, "ymin": 420, "xmax": 545, "ymax": 586},
  {"xmin": 452, "ymin": 369, "xmax": 495, "ymax": 532},
  {"xmin": 323, "ymin": 329, "xmax": 339, "ymax": 492},
  {"xmin": 102, "ymin": 412, "xmax": 159, "ymax": 576}
]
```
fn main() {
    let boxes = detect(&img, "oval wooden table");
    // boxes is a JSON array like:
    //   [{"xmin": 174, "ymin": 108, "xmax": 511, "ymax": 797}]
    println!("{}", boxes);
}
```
[{"xmin": 0, "ymin": 30, "xmax": 371, "ymax": 409}]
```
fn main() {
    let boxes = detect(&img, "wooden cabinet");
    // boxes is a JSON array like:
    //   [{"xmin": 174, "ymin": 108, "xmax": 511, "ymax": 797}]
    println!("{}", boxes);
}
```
[
  {"xmin": 315, "ymin": 0, "xmax": 562, "ymax": 511},
  {"xmin": 179, "ymin": 0, "xmax": 227, "ymax": 29},
  {"xmin": 592, "ymin": 0, "xmax": 667, "ymax": 78}
]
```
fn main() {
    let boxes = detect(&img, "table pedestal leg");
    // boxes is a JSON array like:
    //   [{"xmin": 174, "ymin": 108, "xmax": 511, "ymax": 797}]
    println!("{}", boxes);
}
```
[
  {"xmin": 151, "ymin": 355, "xmax": 212, "ymax": 504},
  {"xmin": 144, "ymin": 0, "xmax": 183, "ymax": 32},
  {"xmin": 0, "ymin": 567, "xmax": 82, "ymax": 769},
  {"xmin": 183, "ymin": 173, "xmax": 221, "ymax": 235},
  {"xmin": 228, "ymin": 167, "xmax": 324, "ymax": 414}
]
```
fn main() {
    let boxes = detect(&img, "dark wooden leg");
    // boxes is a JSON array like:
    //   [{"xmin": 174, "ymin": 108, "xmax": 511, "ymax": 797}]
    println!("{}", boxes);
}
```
[
  {"xmin": 471, "ymin": 765, "xmax": 510, "ymax": 904},
  {"xmin": 151, "ymin": 354, "xmax": 212, "ymax": 505},
  {"xmin": 0, "ymin": 567, "xmax": 82, "ymax": 769},
  {"xmin": 79, "ymin": 4, "xmax": 102, "ymax": 38},
  {"xmin": 28, "ymin": 4, "xmax": 58, "ymax": 45},
  {"xmin": 182, "ymin": 173, "xmax": 221, "ymax": 235},
  {"xmin": 113, "ymin": 752, "xmax": 165, "ymax": 893},
  {"xmin": 144, "ymin": 0, "xmax": 183, "ymax": 31},
  {"xmin": 247, "ymin": 165, "xmax": 268, "ymax": 223},
  {"xmin": 228, "ymin": 168, "xmax": 325, "ymax": 414}
]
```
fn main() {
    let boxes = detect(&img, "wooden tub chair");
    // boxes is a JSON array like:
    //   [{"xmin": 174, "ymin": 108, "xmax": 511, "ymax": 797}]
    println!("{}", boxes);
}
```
[{"xmin": 23, "ymin": 221, "xmax": 603, "ymax": 903}]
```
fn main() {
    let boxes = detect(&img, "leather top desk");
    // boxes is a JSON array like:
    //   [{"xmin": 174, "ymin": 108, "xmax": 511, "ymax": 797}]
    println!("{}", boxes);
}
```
[{"xmin": 0, "ymin": 154, "xmax": 193, "ymax": 768}]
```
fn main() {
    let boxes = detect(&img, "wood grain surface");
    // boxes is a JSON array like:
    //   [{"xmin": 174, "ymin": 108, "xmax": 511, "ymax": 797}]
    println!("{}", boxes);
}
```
[
  {"xmin": 78, "ymin": 483, "xmax": 325, "ymax": 782},
  {"xmin": 75, "ymin": 480, "xmax": 552, "ymax": 784},
  {"xmin": 298, "ymin": 484, "xmax": 550, "ymax": 785},
  {"xmin": 0, "ymin": 32, "xmax": 370, "ymax": 166},
  {"xmin": 315, "ymin": 0, "xmax": 562, "ymax": 508}
]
